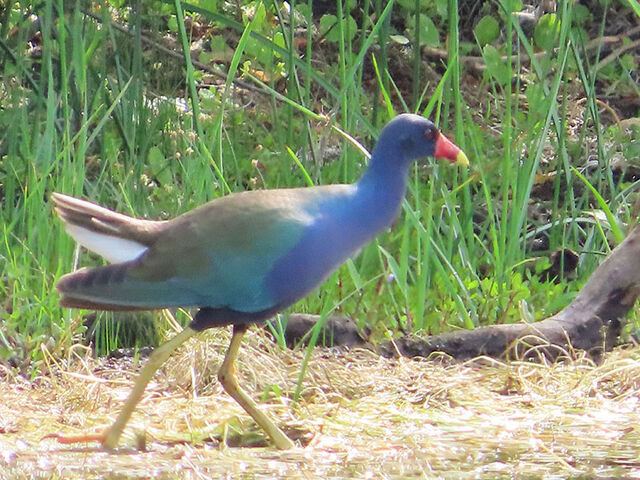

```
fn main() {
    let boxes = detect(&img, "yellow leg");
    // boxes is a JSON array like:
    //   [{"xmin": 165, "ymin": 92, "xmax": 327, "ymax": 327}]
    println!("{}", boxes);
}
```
[
  {"xmin": 218, "ymin": 325, "xmax": 295, "ymax": 450},
  {"xmin": 101, "ymin": 326, "xmax": 199, "ymax": 449}
]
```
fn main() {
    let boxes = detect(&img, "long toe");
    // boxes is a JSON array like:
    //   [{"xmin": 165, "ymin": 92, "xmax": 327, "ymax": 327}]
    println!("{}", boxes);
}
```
[{"xmin": 42, "ymin": 431, "xmax": 106, "ymax": 445}]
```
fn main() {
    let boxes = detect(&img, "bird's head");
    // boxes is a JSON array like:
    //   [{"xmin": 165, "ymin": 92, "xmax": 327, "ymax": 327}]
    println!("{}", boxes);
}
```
[{"xmin": 375, "ymin": 113, "xmax": 469, "ymax": 167}]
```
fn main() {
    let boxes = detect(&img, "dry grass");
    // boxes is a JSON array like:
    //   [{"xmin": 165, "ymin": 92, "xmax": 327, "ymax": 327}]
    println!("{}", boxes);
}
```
[{"xmin": 1, "ymin": 328, "xmax": 640, "ymax": 479}]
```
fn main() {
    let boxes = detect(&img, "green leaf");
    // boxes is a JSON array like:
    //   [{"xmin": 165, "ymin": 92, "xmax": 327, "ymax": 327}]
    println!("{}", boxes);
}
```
[
  {"xmin": 242, "ymin": 2, "xmax": 266, "ymax": 31},
  {"xmin": 482, "ymin": 45, "xmax": 510, "ymax": 86},
  {"xmin": 534, "ymin": 13, "xmax": 561, "ymax": 51},
  {"xmin": 148, "ymin": 147, "xmax": 172, "ymax": 185},
  {"xmin": 474, "ymin": 15, "xmax": 500, "ymax": 46},
  {"xmin": 389, "ymin": 34, "xmax": 411, "ymax": 45},
  {"xmin": 210, "ymin": 35, "xmax": 227, "ymax": 52},
  {"xmin": 295, "ymin": 3, "xmax": 312, "ymax": 18},
  {"xmin": 319, "ymin": 14, "xmax": 358, "ymax": 42},
  {"xmin": 193, "ymin": 0, "xmax": 217, "ymax": 11},
  {"xmin": 342, "ymin": 15, "xmax": 358, "ymax": 42},
  {"xmin": 571, "ymin": 166, "xmax": 625, "ymax": 244},
  {"xmin": 167, "ymin": 15, "xmax": 178, "ymax": 33},
  {"xmin": 620, "ymin": 52, "xmax": 637, "ymax": 71},
  {"xmin": 396, "ymin": 0, "xmax": 434, "ymax": 12},
  {"xmin": 345, "ymin": 259, "xmax": 363, "ymax": 290},
  {"xmin": 200, "ymin": 87, "xmax": 219, "ymax": 110},
  {"xmin": 319, "ymin": 14, "xmax": 337, "ymax": 39},
  {"xmin": 415, "ymin": 14, "xmax": 439, "ymax": 47},
  {"xmin": 572, "ymin": 4, "xmax": 592, "ymax": 25},
  {"xmin": 205, "ymin": 35, "xmax": 233, "ymax": 63},
  {"xmin": 624, "ymin": 141, "xmax": 640, "ymax": 159},
  {"xmin": 272, "ymin": 31, "xmax": 285, "ymax": 58},
  {"xmin": 571, "ymin": 26, "xmax": 588, "ymax": 44},
  {"xmin": 435, "ymin": 0, "xmax": 448, "ymax": 18},
  {"xmin": 460, "ymin": 41, "xmax": 476, "ymax": 55}
]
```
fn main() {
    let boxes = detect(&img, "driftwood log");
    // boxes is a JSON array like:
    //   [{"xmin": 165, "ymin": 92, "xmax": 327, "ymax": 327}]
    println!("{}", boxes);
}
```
[{"xmin": 274, "ymin": 226, "xmax": 640, "ymax": 361}]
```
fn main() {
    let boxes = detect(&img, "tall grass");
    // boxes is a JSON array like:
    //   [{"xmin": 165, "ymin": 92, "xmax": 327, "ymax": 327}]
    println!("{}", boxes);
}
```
[{"xmin": 0, "ymin": 0, "xmax": 636, "ymax": 372}]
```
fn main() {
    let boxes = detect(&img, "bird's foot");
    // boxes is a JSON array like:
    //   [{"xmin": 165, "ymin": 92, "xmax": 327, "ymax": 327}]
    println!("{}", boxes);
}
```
[
  {"xmin": 42, "ymin": 431, "xmax": 106, "ymax": 445},
  {"xmin": 43, "ymin": 429, "xmax": 145, "ymax": 450}
]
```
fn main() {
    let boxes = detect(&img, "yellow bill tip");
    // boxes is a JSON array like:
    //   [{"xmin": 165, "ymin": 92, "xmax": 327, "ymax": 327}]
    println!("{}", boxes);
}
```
[{"xmin": 456, "ymin": 150, "xmax": 469, "ymax": 167}]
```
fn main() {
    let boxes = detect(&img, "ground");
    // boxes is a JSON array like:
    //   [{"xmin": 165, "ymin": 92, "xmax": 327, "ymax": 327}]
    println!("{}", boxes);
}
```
[{"xmin": 1, "ymin": 328, "xmax": 640, "ymax": 479}]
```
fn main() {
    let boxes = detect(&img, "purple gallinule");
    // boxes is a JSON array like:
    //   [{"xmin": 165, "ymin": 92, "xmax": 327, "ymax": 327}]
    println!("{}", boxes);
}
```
[{"xmin": 53, "ymin": 114, "xmax": 468, "ymax": 449}]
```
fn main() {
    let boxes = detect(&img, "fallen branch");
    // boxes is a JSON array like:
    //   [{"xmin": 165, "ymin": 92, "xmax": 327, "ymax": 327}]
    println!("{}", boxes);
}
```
[{"xmin": 279, "ymin": 226, "xmax": 640, "ymax": 361}]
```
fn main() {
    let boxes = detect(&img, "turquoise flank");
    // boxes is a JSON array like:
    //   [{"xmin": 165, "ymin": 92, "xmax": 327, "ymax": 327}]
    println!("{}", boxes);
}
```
[{"xmin": 175, "ymin": 209, "xmax": 310, "ymax": 311}]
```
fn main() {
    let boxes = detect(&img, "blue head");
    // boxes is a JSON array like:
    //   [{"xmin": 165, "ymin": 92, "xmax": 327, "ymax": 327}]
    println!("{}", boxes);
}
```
[{"xmin": 371, "ymin": 113, "xmax": 469, "ymax": 168}]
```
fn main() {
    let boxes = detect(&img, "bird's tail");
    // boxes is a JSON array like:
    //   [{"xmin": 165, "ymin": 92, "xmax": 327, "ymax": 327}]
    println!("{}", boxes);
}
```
[
  {"xmin": 52, "ymin": 193, "xmax": 165, "ymax": 264},
  {"xmin": 56, "ymin": 263, "xmax": 185, "ymax": 310}
]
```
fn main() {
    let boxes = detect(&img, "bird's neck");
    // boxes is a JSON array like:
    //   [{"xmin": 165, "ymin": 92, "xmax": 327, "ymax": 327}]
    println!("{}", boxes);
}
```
[{"xmin": 351, "ymin": 150, "xmax": 412, "ymax": 229}]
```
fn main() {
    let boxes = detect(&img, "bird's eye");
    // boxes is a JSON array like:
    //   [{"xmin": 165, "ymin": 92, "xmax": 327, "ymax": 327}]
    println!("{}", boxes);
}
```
[{"xmin": 423, "ymin": 126, "xmax": 438, "ymax": 141}]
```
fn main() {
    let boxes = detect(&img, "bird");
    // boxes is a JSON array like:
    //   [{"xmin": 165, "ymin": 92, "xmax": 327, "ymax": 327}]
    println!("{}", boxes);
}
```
[{"xmin": 52, "ymin": 113, "xmax": 469, "ymax": 450}]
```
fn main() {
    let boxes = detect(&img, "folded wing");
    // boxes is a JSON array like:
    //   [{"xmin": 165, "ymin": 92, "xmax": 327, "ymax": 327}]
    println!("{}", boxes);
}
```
[{"xmin": 53, "ymin": 189, "xmax": 336, "ymax": 312}]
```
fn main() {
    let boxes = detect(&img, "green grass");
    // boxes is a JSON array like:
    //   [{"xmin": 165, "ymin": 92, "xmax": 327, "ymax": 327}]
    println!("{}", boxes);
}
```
[{"xmin": 1, "ymin": 0, "xmax": 638, "ymax": 372}]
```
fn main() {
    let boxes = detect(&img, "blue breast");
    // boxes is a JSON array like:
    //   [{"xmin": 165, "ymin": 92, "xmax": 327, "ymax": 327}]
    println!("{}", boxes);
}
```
[{"xmin": 265, "ymin": 180, "xmax": 405, "ymax": 307}]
